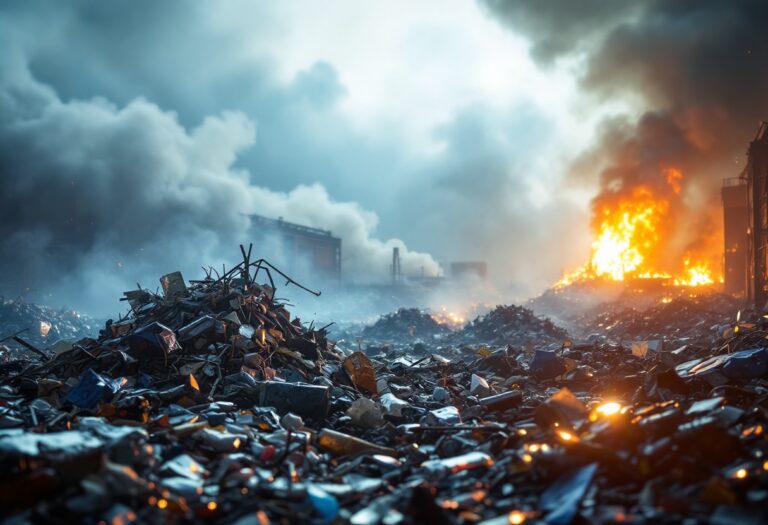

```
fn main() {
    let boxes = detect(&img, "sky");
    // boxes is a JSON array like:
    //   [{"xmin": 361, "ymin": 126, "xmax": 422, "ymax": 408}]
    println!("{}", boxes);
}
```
[{"xmin": 1, "ymin": 0, "xmax": 765, "ymax": 316}]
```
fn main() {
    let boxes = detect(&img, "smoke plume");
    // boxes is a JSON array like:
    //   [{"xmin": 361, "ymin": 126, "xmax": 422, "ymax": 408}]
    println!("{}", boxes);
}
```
[
  {"xmin": 0, "ymin": 44, "xmax": 438, "ymax": 314},
  {"xmin": 482, "ymin": 0, "xmax": 768, "ymax": 273}
]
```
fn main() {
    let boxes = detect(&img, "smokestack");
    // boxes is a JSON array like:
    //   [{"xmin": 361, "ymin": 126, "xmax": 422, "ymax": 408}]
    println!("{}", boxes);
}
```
[{"xmin": 392, "ymin": 247, "xmax": 401, "ymax": 284}]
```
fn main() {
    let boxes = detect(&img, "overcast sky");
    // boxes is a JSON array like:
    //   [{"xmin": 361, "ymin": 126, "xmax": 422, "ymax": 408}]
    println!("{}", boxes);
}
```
[{"xmin": 1, "ymin": 0, "xmax": 763, "ymax": 315}]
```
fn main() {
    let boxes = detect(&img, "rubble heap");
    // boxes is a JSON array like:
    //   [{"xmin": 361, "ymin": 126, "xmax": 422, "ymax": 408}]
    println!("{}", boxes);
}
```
[
  {"xmin": 0, "ymin": 251, "xmax": 767, "ymax": 524},
  {"xmin": 361, "ymin": 308, "xmax": 451, "ymax": 341},
  {"xmin": 457, "ymin": 304, "xmax": 569, "ymax": 347},
  {"xmin": 576, "ymin": 294, "xmax": 741, "ymax": 344},
  {"xmin": 0, "ymin": 298, "xmax": 100, "ymax": 360}
]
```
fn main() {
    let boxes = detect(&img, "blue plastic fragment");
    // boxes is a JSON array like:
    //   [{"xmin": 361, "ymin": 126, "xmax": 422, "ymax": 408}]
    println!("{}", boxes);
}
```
[
  {"xmin": 64, "ymin": 368, "xmax": 125, "ymax": 409},
  {"xmin": 530, "ymin": 350, "xmax": 565, "ymax": 380},
  {"xmin": 307, "ymin": 484, "xmax": 340, "ymax": 523},
  {"xmin": 722, "ymin": 347, "xmax": 768, "ymax": 380},
  {"xmin": 541, "ymin": 462, "xmax": 597, "ymax": 525}
]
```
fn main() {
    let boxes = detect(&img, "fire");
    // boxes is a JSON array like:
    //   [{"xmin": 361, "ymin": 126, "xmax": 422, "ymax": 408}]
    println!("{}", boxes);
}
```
[
  {"xmin": 431, "ymin": 306, "xmax": 466, "ymax": 328},
  {"xmin": 591, "ymin": 187, "xmax": 667, "ymax": 280},
  {"xmin": 557, "ymin": 168, "xmax": 720, "ymax": 288},
  {"xmin": 674, "ymin": 258, "xmax": 715, "ymax": 287}
]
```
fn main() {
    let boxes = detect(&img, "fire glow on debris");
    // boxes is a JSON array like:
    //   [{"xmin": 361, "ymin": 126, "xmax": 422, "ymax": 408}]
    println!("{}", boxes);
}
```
[
  {"xmin": 556, "ymin": 168, "xmax": 720, "ymax": 288},
  {"xmin": 431, "ymin": 306, "xmax": 466, "ymax": 328},
  {"xmin": 589, "ymin": 401, "xmax": 625, "ymax": 422}
]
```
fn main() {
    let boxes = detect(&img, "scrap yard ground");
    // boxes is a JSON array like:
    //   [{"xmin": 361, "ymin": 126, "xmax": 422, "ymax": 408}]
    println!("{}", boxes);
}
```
[{"xmin": 0, "ymin": 253, "xmax": 766, "ymax": 524}]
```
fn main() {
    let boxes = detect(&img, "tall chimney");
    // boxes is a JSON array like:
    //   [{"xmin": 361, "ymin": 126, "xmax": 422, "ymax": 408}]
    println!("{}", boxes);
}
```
[{"xmin": 391, "ymin": 247, "xmax": 401, "ymax": 284}]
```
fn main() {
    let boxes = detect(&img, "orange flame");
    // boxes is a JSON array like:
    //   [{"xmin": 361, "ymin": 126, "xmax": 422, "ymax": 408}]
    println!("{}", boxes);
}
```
[{"xmin": 557, "ymin": 168, "xmax": 720, "ymax": 288}]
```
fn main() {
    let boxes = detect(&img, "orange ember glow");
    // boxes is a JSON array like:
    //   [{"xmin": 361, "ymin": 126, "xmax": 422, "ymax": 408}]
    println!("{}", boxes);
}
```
[
  {"xmin": 557, "ymin": 168, "xmax": 720, "ymax": 288},
  {"xmin": 431, "ymin": 306, "xmax": 466, "ymax": 328}
]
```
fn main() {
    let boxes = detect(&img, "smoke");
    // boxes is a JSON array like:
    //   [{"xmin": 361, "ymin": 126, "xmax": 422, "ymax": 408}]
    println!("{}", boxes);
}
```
[
  {"xmin": 482, "ymin": 0, "xmax": 768, "ymax": 272},
  {"xmin": 0, "ymin": 44, "xmax": 439, "ymax": 314}
]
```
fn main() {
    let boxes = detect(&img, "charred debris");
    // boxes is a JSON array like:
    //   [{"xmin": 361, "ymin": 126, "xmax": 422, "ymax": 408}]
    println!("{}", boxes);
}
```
[{"xmin": 0, "ymin": 247, "xmax": 767, "ymax": 524}]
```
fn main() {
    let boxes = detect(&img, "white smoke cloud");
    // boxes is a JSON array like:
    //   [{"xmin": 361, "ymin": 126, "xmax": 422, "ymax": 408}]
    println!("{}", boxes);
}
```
[{"xmin": 0, "ymin": 46, "xmax": 439, "ymax": 314}]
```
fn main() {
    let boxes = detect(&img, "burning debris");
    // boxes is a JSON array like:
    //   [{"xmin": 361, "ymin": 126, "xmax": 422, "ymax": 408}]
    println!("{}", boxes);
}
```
[
  {"xmin": 0, "ymin": 248, "xmax": 765, "ymax": 523},
  {"xmin": 557, "ymin": 167, "xmax": 721, "ymax": 290}
]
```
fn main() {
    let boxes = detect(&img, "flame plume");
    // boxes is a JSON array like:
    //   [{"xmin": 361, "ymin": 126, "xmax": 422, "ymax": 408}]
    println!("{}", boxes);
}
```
[{"xmin": 557, "ymin": 167, "xmax": 720, "ymax": 288}]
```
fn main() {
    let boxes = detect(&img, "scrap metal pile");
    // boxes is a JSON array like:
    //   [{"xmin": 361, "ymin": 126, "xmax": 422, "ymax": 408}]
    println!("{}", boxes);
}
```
[
  {"xmin": 0, "ymin": 299, "xmax": 101, "ymax": 362},
  {"xmin": 573, "ymin": 295, "xmax": 741, "ymax": 345},
  {"xmin": 1, "ymin": 251, "xmax": 767, "ymax": 524},
  {"xmin": 457, "ymin": 305, "xmax": 569, "ymax": 347},
  {"xmin": 358, "ymin": 305, "xmax": 567, "ymax": 349},
  {"xmin": 361, "ymin": 308, "xmax": 452, "ymax": 341}
]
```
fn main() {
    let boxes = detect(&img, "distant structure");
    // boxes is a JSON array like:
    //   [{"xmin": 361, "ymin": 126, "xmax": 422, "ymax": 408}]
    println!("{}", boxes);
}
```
[
  {"xmin": 450, "ymin": 261, "xmax": 488, "ymax": 280},
  {"xmin": 391, "ymin": 247, "xmax": 402, "ymax": 284},
  {"xmin": 746, "ymin": 122, "xmax": 768, "ymax": 306},
  {"xmin": 250, "ymin": 215, "xmax": 341, "ymax": 282},
  {"xmin": 722, "ymin": 177, "xmax": 748, "ymax": 297}
]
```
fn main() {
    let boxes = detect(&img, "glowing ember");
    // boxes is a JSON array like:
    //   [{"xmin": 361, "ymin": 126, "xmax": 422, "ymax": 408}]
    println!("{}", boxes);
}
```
[
  {"xmin": 733, "ymin": 468, "xmax": 748, "ymax": 479},
  {"xmin": 508, "ymin": 510, "xmax": 526, "ymax": 524},
  {"xmin": 556, "ymin": 168, "xmax": 720, "ymax": 288},
  {"xmin": 596, "ymin": 402, "xmax": 622, "ymax": 416},
  {"xmin": 557, "ymin": 430, "xmax": 577, "ymax": 442}
]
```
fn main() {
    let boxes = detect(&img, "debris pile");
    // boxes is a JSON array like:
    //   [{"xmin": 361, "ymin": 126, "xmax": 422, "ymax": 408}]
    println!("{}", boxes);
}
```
[
  {"xmin": 576, "ymin": 294, "xmax": 741, "ymax": 344},
  {"xmin": 0, "ymin": 298, "xmax": 100, "ymax": 360},
  {"xmin": 361, "ymin": 307, "xmax": 451, "ymax": 341},
  {"xmin": 0, "ymin": 250, "xmax": 767, "ymax": 524},
  {"xmin": 457, "ymin": 304, "xmax": 569, "ymax": 347}
]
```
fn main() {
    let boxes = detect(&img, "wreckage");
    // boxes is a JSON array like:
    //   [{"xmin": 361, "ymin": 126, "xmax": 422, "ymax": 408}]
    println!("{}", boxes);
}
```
[{"xmin": 0, "ymin": 247, "xmax": 767, "ymax": 524}]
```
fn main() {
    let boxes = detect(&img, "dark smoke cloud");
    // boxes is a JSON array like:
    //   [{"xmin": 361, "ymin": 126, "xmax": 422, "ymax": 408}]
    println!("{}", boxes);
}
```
[
  {"xmin": 480, "ymin": 0, "xmax": 639, "ymax": 62},
  {"xmin": 482, "ymin": 0, "xmax": 768, "ymax": 268}
]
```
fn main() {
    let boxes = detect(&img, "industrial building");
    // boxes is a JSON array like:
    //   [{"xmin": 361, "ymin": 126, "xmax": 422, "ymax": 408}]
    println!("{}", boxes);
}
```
[
  {"xmin": 250, "ymin": 215, "xmax": 341, "ymax": 282},
  {"xmin": 745, "ymin": 122, "xmax": 768, "ymax": 306},
  {"xmin": 722, "ymin": 177, "xmax": 748, "ymax": 297}
]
